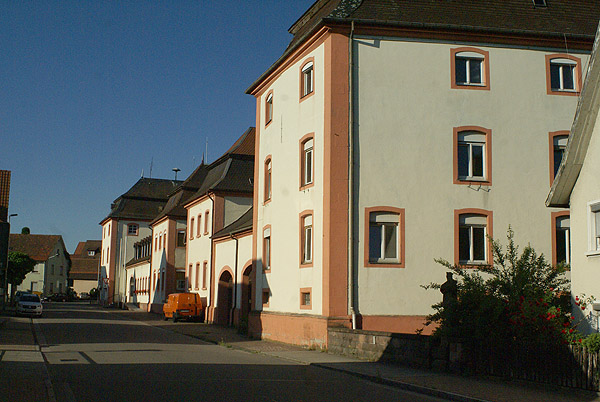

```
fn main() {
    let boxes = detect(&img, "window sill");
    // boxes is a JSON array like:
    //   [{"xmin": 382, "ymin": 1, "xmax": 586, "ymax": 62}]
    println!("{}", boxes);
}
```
[
  {"xmin": 547, "ymin": 89, "xmax": 580, "ymax": 97},
  {"xmin": 366, "ymin": 259, "xmax": 404, "ymax": 268},
  {"xmin": 300, "ymin": 262, "xmax": 313, "ymax": 268},
  {"xmin": 299, "ymin": 183, "xmax": 314, "ymax": 191},
  {"xmin": 585, "ymin": 251, "xmax": 600, "ymax": 257}
]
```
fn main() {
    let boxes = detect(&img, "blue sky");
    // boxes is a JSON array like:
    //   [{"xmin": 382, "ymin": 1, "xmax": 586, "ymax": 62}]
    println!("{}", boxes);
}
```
[{"xmin": 1, "ymin": 1, "xmax": 314, "ymax": 252}]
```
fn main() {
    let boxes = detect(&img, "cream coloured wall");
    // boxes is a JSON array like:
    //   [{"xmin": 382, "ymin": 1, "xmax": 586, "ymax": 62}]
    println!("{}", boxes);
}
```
[
  {"xmin": 223, "ymin": 197, "xmax": 252, "ymax": 227},
  {"xmin": 150, "ymin": 220, "xmax": 168, "ymax": 304},
  {"xmin": 255, "ymin": 43, "xmax": 326, "ymax": 314},
  {"xmin": 112, "ymin": 220, "xmax": 152, "ymax": 304},
  {"xmin": 72, "ymin": 280, "xmax": 97, "ymax": 296},
  {"xmin": 17, "ymin": 262, "xmax": 45, "ymax": 294},
  {"xmin": 186, "ymin": 197, "xmax": 213, "ymax": 304},
  {"xmin": 353, "ymin": 37, "xmax": 588, "ymax": 317},
  {"xmin": 213, "ymin": 233, "xmax": 252, "ymax": 313},
  {"xmin": 570, "ymin": 110, "xmax": 600, "ymax": 333}
]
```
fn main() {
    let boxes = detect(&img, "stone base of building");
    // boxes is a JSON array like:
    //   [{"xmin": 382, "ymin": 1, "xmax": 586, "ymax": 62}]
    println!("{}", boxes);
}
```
[
  {"xmin": 359, "ymin": 315, "xmax": 435, "ymax": 335},
  {"xmin": 248, "ymin": 311, "xmax": 351, "ymax": 348}
]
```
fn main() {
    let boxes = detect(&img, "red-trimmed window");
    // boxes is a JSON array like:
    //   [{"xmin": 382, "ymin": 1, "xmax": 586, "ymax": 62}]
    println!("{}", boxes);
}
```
[
  {"xmin": 189, "ymin": 218, "xmax": 195, "ymax": 240},
  {"xmin": 195, "ymin": 263, "xmax": 200, "ymax": 290},
  {"xmin": 300, "ymin": 135, "xmax": 314, "ymax": 189},
  {"xmin": 300, "ymin": 59, "xmax": 314, "ymax": 99},
  {"xmin": 202, "ymin": 261, "xmax": 208, "ymax": 290},
  {"xmin": 546, "ymin": 54, "xmax": 582, "ymax": 96},
  {"xmin": 451, "ymin": 47, "xmax": 490, "ymax": 90},
  {"xmin": 262, "ymin": 289, "xmax": 270, "ymax": 308},
  {"xmin": 454, "ymin": 209, "xmax": 493, "ymax": 266},
  {"xmin": 300, "ymin": 212, "xmax": 313, "ymax": 266},
  {"xmin": 264, "ymin": 157, "xmax": 272, "ymax": 203},
  {"xmin": 127, "ymin": 223, "xmax": 138, "ymax": 236},
  {"xmin": 300, "ymin": 288, "xmax": 312, "ymax": 310},
  {"xmin": 265, "ymin": 91, "xmax": 273, "ymax": 126},
  {"xmin": 197, "ymin": 214, "xmax": 202, "ymax": 237},
  {"xmin": 453, "ymin": 126, "xmax": 492, "ymax": 186},
  {"xmin": 365, "ymin": 207, "xmax": 405, "ymax": 268},
  {"xmin": 204, "ymin": 211, "xmax": 209, "ymax": 235},
  {"xmin": 177, "ymin": 230, "xmax": 186, "ymax": 247},
  {"xmin": 549, "ymin": 131, "xmax": 569, "ymax": 185},
  {"xmin": 263, "ymin": 226, "xmax": 271, "ymax": 272},
  {"xmin": 551, "ymin": 211, "xmax": 570, "ymax": 267}
]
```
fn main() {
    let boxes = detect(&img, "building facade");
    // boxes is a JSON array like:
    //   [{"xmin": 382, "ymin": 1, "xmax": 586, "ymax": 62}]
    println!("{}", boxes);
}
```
[
  {"xmin": 246, "ymin": 0, "xmax": 600, "ymax": 346},
  {"xmin": 547, "ymin": 21, "xmax": 600, "ymax": 333}
]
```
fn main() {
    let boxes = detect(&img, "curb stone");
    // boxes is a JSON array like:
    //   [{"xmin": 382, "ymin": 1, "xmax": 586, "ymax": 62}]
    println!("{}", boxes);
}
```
[{"xmin": 311, "ymin": 362, "xmax": 492, "ymax": 402}]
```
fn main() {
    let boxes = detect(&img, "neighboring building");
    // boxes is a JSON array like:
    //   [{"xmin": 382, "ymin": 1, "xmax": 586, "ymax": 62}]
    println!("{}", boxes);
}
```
[
  {"xmin": 69, "ymin": 240, "xmax": 101, "ymax": 295},
  {"xmin": 211, "ymin": 207, "xmax": 253, "ymax": 326},
  {"xmin": 547, "ymin": 21, "xmax": 600, "ymax": 334},
  {"xmin": 245, "ymin": 0, "xmax": 600, "ymax": 346},
  {"xmin": 9, "ymin": 234, "xmax": 70, "ymax": 296},
  {"xmin": 184, "ymin": 127, "xmax": 254, "ymax": 323},
  {"xmin": 100, "ymin": 177, "xmax": 182, "ymax": 306},
  {"xmin": 127, "ymin": 162, "xmax": 209, "ymax": 312}
]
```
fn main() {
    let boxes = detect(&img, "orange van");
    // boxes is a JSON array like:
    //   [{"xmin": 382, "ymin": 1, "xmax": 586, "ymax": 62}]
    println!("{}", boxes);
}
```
[{"xmin": 163, "ymin": 293, "xmax": 204, "ymax": 322}]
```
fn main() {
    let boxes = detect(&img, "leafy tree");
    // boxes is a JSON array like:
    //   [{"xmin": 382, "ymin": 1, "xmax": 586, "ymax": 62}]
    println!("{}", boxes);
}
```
[
  {"xmin": 20, "ymin": 227, "xmax": 30, "ymax": 235},
  {"xmin": 425, "ymin": 227, "xmax": 575, "ymax": 347},
  {"xmin": 8, "ymin": 251, "xmax": 36, "ymax": 301}
]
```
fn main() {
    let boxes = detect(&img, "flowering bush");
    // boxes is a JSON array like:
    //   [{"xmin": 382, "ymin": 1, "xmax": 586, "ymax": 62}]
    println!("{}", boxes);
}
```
[{"xmin": 424, "ymin": 227, "xmax": 580, "ymax": 347}]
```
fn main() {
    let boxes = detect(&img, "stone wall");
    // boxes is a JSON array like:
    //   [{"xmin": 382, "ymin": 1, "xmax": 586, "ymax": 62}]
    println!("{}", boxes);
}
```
[{"xmin": 327, "ymin": 327, "xmax": 471, "ymax": 372}]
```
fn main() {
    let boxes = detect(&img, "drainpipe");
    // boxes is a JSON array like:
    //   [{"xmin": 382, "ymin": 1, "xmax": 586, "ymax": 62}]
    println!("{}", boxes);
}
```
[
  {"xmin": 208, "ymin": 193, "xmax": 215, "ymax": 310},
  {"xmin": 230, "ymin": 233, "xmax": 239, "ymax": 326},
  {"xmin": 348, "ymin": 20, "xmax": 357, "ymax": 330}
]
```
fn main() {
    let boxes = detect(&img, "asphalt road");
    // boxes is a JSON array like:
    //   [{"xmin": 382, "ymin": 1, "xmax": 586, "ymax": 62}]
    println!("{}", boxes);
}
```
[{"xmin": 7, "ymin": 303, "xmax": 449, "ymax": 402}]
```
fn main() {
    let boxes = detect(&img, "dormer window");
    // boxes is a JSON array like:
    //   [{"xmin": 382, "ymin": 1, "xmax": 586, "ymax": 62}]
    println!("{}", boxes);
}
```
[
  {"xmin": 87, "ymin": 250, "xmax": 95, "ymax": 256},
  {"xmin": 532, "ymin": 0, "xmax": 547, "ymax": 7}
]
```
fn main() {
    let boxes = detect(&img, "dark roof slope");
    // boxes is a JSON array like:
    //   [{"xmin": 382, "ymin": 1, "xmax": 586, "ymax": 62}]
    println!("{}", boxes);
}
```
[
  {"xmin": 101, "ymin": 177, "xmax": 182, "ymax": 223},
  {"xmin": 9, "ymin": 234, "xmax": 66, "ymax": 262},
  {"xmin": 213, "ymin": 207, "xmax": 253, "ymax": 238},
  {"xmin": 248, "ymin": 0, "xmax": 600, "ymax": 93},
  {"xmin": 193, "ymin": 155, "xmax": 254, "ymax": 197}
]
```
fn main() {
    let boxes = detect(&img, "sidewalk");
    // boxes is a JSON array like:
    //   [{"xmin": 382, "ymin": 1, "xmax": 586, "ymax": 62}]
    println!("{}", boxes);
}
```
[
  {"xmin": 0, "ymin": 307, "xmax": 50, "ymax": 402},
  {"xmin": 115, "ymin": 308, "xmax": 600, "ymax": 402}
]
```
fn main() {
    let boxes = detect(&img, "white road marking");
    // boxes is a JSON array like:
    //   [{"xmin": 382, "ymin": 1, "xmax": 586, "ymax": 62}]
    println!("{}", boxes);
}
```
[{"xmin": 2, "ymin": 350, "xmax": 44, "ymax": 362}]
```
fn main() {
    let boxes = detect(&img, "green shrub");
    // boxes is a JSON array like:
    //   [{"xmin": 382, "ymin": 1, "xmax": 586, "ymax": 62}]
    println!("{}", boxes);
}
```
[
  {"xmin": 424, "ymin": 227, "xmax": 579, "ymax": 347},
  {"xmin": 583, "ymin": 333, "xmax": 600, "ymax": 353}
]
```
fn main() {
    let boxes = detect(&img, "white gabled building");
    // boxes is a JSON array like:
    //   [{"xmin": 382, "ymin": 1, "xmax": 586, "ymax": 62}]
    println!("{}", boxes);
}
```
[
  {"xmin": 100, "ymin": 177, "xmax": 181, "ymax": 306},
  {"xmin": 184, "ymin": 128, "xmax": 255, "ymax": 324},
  {"xmin": 246, "ymin": 0, "xmax": 600, "ymax": 346},
  {"xmin": 547, "ymin": 21, "xmax": 600, "ymax": 334}
]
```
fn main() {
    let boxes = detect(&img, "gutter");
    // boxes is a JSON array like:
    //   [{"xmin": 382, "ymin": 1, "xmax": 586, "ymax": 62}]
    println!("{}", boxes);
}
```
[{"xmin": 348, "ymin": 21, "xmax": 357, "ymax": 330}]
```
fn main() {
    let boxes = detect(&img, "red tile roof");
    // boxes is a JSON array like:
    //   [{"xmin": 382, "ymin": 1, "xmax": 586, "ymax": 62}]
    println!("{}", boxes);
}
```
[{"xmin": 8, "ymin": 234, "xmax": 66, "ymax": 262}]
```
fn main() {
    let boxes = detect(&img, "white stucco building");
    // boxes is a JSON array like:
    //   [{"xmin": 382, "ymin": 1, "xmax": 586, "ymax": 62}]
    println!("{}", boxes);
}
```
[
  {"xmin": 547, "ymin": 21, "xmax": 600, "ymax": 334},
  {"xmin": 246, "ymin": 0, "xmax": 600, "ymax": 346}
]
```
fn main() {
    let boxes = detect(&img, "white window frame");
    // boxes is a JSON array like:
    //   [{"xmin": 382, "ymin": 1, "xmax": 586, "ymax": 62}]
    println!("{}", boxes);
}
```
[
  {"xmin": 369, "ymin": 213, "xmax": 399, "ymax": 264},
  {"xmin": 302, "ymin": 139, "xmax": 313, "ymax": 186},
  {"xmin": 457, "ymin": 132, "xmax": 486, "ymax": 181},
  {"xmin": 587, "ymin": 201, "xmax": 600, "ymax": 256},
  {"xmin": 266, "ymin": 93, "xmax": 273, "ymax": 124},
  {"xmin": 459, "ymin": 215, "xmax": 488, "ymax": 264},
  {"xmin": 455, "ymin": 52, "xmax": 484, "ymax": 86},
  {"xmin": 301, "ymin": 62, "xmax": 313, "ymax": 97},
  {"xmin": 263, "ymin": 227, "xmax": 271, "ymax": 271},
  {"xmin": 302, "ymin": 215, "xmax": 313, "ymax": 264},
  {"xmin": 550, "ymin": 58, "xmax": 577, "ymax": 92},
  {"xmin": 127, "ymin": 224, "xmax": 138, "ymax": 235},
  {"xmin": 555, "ymin": 216, "xmax": 571, "ymax": 264}
]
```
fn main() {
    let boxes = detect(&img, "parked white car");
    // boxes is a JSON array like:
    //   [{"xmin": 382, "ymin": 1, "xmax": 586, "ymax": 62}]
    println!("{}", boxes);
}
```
[{"xmin": 16, "ymin": 294, "xmax": 43, "ymax": 317}]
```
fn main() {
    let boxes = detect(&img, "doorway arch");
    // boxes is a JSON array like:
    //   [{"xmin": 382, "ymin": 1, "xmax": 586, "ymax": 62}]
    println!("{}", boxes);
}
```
[
  {"xmin": 216, "ymin": 269, "xmax": 233, "ymax": 325},
  {"xmin": 240, "ymin": 264, "xmax": 252, "ymax": 327}
]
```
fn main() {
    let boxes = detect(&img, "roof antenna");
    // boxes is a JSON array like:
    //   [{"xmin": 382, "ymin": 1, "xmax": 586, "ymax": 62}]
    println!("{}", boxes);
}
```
[
  {"xmin": 149, "ymin": 157, "xmax": 154, "ymax": 179},
  {"xmin": 205, "ymin": 138, "xmax": 208, "ymax": 164},
  {"xmin": 172, "ymin": 168, "xmax": 181, "ymax": 180},
  {"xmin": 141, "ymin": 169, "xmax": 144, "ymax": 178}
]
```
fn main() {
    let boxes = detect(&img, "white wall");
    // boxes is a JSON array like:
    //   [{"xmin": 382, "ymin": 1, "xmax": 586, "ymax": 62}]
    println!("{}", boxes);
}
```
[
  {"xmin": 186, "ymin": 198, "xmax": 214, "ymax": 304},
  {"xmin": 213, "ymin": 234, "xmax": 252, "ymax": 311},
  {"xmin": 255, "ymin": 43, "xmax": 326, "ymax": 314},
  {"xmin": 353, "ymin": 37, "xmax": 588, "ymax": 316},
  {"xmin": 570, "ymin": 106, "xmax": 600, "ymax": 333}
]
